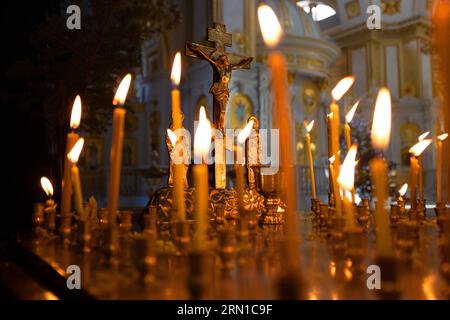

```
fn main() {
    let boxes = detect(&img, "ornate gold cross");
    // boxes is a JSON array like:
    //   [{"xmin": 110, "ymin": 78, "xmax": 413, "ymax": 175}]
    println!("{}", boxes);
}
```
[{"xmin": 185, "ymin": 23, "xmax": 253, "ymax": 190}]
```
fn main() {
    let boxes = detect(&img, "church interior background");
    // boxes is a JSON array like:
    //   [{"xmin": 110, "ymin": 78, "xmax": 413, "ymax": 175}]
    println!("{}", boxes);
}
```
[{"xmin": 80, "ymin": 0, "xmax": 439, "ymax": 211}]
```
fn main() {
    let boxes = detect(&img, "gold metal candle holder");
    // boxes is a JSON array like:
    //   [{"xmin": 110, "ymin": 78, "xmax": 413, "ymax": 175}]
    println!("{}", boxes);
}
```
[
  {"xmin": 259, "ymin": 174, "xmax": 285, "ymax": 225},
  {"xmin": 417, "ymin": 199, "xmax": 427, "ymax": 221},
  {"xmin": 218, "ymin": 228, "xmax": 235, "ymax": 270},
  {"xmin": 44, "ymin": 199, "xmax": 57, "ymax": 234},
  {"xmin": 318, "ymin": 203, "xmax": 329, "ymax": 233},
  {"xmin": 390, "ymin": 204, "xmax": 400, "ymax": 227},
  {"xmin": 79, "ymin": 220, "xmax": 92, "ymax": 254},
  {"xmin": 119, "ymin": 211, "xmax": 133, "ymax": 236},
  {"xmin": 33, "ymin": 203, "xmax": 46, "ymax": 238},
  {"xmin": 174, "ymin": 220, "xmax": 190, "ymax": 256},
  {"xmin": 356, "ymin": 204, "xmax": 370, "ymax": 231},
  {"xmin": 143, "ymin": 205, "xmax": 157, "ymax": 234}
]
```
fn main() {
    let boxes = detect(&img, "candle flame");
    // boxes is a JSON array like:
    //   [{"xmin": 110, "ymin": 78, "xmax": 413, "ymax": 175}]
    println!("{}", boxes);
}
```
[
  {"xmin": 238, "ymin": 120, "xmax": 254, "ymax": 144},
  {"xmin": 355, "ymin": 194, "xmax": 362, "ymax": 205},
  {"xmin": 371, "ymin": 88, "xmax": 391, "ymax": 151},
  {"xmin": 40, "ymin": 177, "xmax": 53, "ymax": 197},
  {"xmin": 305, "ymin": 120, "xmax": 314, "ymax": 133},
  {"xmin": 70, "ymin": 95, "xmax": 82, "ymax": 129},
  {"xmin": 194, "ymin": 106, "xmax": 212, "ymax": 159},
  {"xmin": 346, "ymin": 100, "xmax": 360, "ymax": 124},
  {"xmin": 329, "ymin": 155, "xmax": 336, "ymax": 164},
  {"xmin": 409, "ymin": 139, "xmax": 432, "ymax": 157},
  {"xmin": 438, "ymin": 133, "xmax": 449, "ymax": 141},
  {"xmin": 399, "ymin": 183, "xmax": 408, "ymax": 197},
  {"xmin": 337, "ymin": 145, "xmax": 358, "ymax": 191},
  {"xmin": 331, "ymin": 76, "xmax": 355, "ymax": 101},
  {"xmin": 67, "ymin": 138, "xmax": 85, "ymax": 164},
  {"xmin": 113, "ymin": 74, "xmax": 132, "ymax": 106},
  {"xmin": 171, "ymin": 52, "xmax": 181, "ymax": 86},
  {"xmin": 167, "ymin": 128, "xmax": 177, "ymax": 146},
  {"xmin": 418, "ymin": 131, "xmax": 430, "ymax": 141},
  {"xmin": 258, "ymin": 4, "xmax": 283, "ymax": 48}
]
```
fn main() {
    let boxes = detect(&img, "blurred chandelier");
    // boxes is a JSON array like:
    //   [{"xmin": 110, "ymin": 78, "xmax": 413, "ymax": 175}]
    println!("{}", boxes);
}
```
[{"xmin": 296, "ymin": 1, "xmax": 336, "ymax": 21}]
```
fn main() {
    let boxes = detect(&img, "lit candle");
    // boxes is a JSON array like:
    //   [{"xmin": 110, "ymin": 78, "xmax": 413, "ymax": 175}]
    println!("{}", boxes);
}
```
[
  {"xmin": 398, "ymin": 183, "xmax": 408, "ymax": 203},
  {"xmin": 41, "ymin": 177, "xmax": 54, "ymax": 203},
  {"xmin": 169, "ymin": 54, "xmax": 186, "ymax": 221},
  {"xmin": 193, "ymin": 107, "xmax": 212, "ymax": 251},
  {"xmin": 305, "ymin": 120, "xmax": 316, "ymax": 199},
  {"xmin": 258, "ymin": 4, "xmax": 300, "ymax": 273},
  {"xmin": 409, "ymin": 139, "xmax": 432, "ymax": 211},
  {"xmin": 369, "ymin": 88, "xmax": 393, "ymax": 256},
  {"xmin": 330, "ymin": 77, "xmax": 355, "ymax": 179},
  {"xmin": 327, "ymin": 113, "xmax": 334, "ymax": 197},
  {"xmin": 171, "ymin": 52, "xmax": 182, "ymax": 130},
  {"xmin": 329, "ymin": 155, "xmax": 342, "ymax": 217},
  {"xmin": 418, "ymin": 131, "xmax": 430, "ymax": 201},
  {"xmin": 41, "ymin": 177, "xmax": 56, "ymax": 232},
  {"xmin": 345, "ymin": 100, "xmax": 359, "ymax": 151},
  {"xmin": 437, "ymin": 133, "xmax": 448, "ymax": 203},
  {"xmin": 168, "ymin": 129, "xmax": 186, "ymax": 221},
  {"xmin": 107, "ymin": 74, "xmax": 132, "ymax": 228},
  {"xmin": 61, "ymin": 96, "xmax": 81, "ymax": 234},
  {"xmin": 236, "ymin": 120, "xmax": 254, "ymax": 211},
  {"xmin": 67, "ymin": 138, "xmax": 85, "ymax": 219},
  {"xmin": 337, "ymin": 145, "xmax": 358, "ymax": 230}
]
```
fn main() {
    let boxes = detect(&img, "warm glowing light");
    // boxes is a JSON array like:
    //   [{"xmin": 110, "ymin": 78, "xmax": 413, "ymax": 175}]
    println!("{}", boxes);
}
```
[
  {"xmin": 438, "ymin": 133, "xmax": 449, "ymax": 141},
  {"xmin": 171, "ymin": 52, "xmax": 181, "ymax": 86},
  {"xmin": 422, "ymin": 274, "xmax": 437, "ymax": 300},
  {"xmin": 308, "ymin": 291, "xmax": 318, "ymax": 300},
  {"xmin": 371, "ymin": 88, "xmax": 391, "ymax": 151},
  {"xmin": 40, "ymin": 177, "xmax": 53, "ymax": 197},
  {"xmin": 355, "ymin": 194, "xmax": 362, "ymax": 205},
  {"xmin": 346, "ymin": 100, "xmax": 360, "ymax": 124},
  {"xmin": 194, "ymin": 107, "xmax": 212, "ymax": 159},
  {"xmin": 238, "ymin": 120, "xmax": 254, "ymax": 144},
  {"xmin": 277, "ymin": 206, "xmax": 285, "ymax": 213},
  {"xmin": 43, "ymin": 291, "xmax": 59, "ymax": 300},
  {"xmin": 329, "ymin": 261, "xmax": 336, "ymax": 277},
  {"xmin": 113, "ymin": 74, "xmax": 132, "ymax": 106},
  {"xmin": 67, "ymin": 138, "xmax": 85, "ymax": 164},
  {"xmin": 344, "ymin": 267, "xmax": 353, "ymax": 281},
  {"xmin": 70, "ymin": 95, "xmax": 82, "ymax": 129},
  {"xmin": 331, "ymin": 76, "xmax": 355, "ymax": 101},
  {"xmin": 305, "ymin": 120, "xmax": 314, "ymax": 133},
  {"xmin": 418, "ymin": 131, "xmax": 430, "ymax": 141},
  {"xmin": 337, "ymin": 145, "xmax": 358, "ymax": 191},
  {"xmin": 399, "ymin": 184, "xmax": 408, "ymax": 197},
  {"xmin": 410, "ymin": 139, "xmax": 432, "ymax": 157},
  {"xmin": 167, "ymin": 129, "xmax": 177, "ymax": 146},
  {"xmin": 258, "ymin": 4, "xmax": 283, "ymax": 48},
  {"xmin": 329, "ymin": 155, "xmax": 335, "ymax": 164}
]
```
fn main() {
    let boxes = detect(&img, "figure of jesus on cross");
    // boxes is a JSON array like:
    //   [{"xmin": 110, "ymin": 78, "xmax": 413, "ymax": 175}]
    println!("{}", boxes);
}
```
[{"xmin": 186, "ymin": 23, "xmax": 253, "ymax": 130}]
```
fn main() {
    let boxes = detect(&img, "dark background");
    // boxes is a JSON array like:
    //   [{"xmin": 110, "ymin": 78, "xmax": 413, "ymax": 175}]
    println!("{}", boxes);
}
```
[{"xmin": 1, "ymin": 1, "xmax": 60, "ymax": 236}]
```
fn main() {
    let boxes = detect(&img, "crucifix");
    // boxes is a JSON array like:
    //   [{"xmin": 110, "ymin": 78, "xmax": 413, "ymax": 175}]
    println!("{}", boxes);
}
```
[{"xmin": 185, "ymin": 23, "xmax": 253, "ymax": 189}]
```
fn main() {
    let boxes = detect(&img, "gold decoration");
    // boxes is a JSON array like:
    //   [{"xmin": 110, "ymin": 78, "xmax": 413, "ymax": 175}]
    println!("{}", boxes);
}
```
[
  {"xmin": 209, "ymin": 188, "xmax": 239, "ymax": 219},
  {"xmin": 345, "ymin": 0, "xmax": 361, "ymax": 19},
  {"xmin": 381, "ymin": 0, "xmax": 402, "ymax": 15}
]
